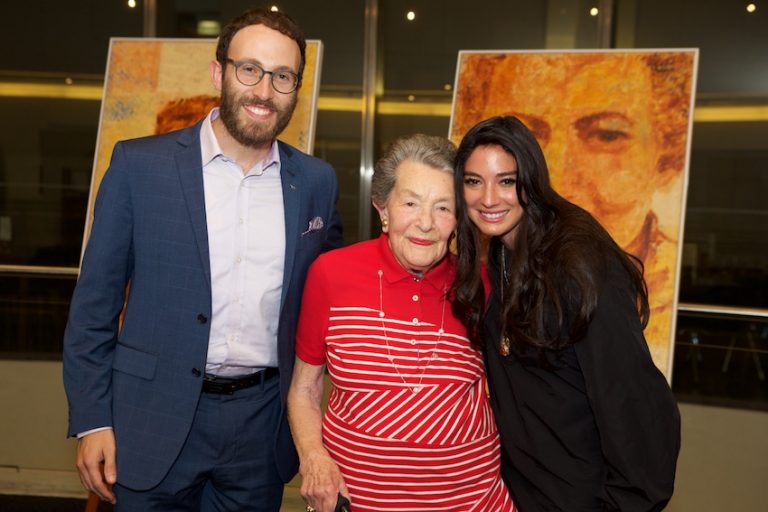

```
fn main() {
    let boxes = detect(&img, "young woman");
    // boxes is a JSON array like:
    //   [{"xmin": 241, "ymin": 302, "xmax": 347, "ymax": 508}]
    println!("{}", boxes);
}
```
[{"xmin": 452, "ymin": 116, "xmax": 680, "ymax": 512}]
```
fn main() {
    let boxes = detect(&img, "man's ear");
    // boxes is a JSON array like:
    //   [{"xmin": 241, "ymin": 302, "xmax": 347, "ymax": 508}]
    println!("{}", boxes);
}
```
[{"xmin": 210, "ymin": 60, "xmax": 223, "ymax": 92}]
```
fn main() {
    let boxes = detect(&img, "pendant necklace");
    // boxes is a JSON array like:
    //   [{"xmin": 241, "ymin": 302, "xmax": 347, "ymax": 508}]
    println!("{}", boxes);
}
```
[
  {"xmin": 499, "ymin": 247, "xmax": 511, "ymax": 357},
  {"xmin": 377, "ymin": 269, "xmax": 447, "ymax": 393}
]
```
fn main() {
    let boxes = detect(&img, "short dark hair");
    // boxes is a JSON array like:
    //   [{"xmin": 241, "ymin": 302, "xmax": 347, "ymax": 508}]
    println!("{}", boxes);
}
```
[{"xmin": 216, "ymin": 8, "xmax": 307, "ymax": 82}]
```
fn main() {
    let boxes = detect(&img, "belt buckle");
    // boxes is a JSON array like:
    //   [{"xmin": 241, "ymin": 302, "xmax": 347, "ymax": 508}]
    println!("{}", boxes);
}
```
[{"xmin": 203, "ymin": 375, "xmax": 236, "ymax": 394}]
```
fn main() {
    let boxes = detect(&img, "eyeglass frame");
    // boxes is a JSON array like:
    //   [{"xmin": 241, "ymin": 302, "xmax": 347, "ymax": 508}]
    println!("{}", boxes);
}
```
[{"xmin": 224, "ymin": 58, "xmax": 300, "ymax": 94}]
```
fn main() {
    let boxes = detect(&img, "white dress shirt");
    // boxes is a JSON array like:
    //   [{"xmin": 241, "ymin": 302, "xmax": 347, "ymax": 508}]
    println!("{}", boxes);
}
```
[{"xmin": 200, "ymin": 108, "xmax": 285, "ymax": 376}]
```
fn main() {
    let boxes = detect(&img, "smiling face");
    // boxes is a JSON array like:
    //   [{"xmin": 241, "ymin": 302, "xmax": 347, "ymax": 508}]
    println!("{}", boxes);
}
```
[
  {"xmin": 212, "ymin": 24, "xmax": 300, "ymax": 151},
  {"xmin": 375, "ymin": 160, "xmax": 456, "ymax": 274},
  {"xmin": 462, "ymin": 144, "xmax": 524, "ymax": 247}
]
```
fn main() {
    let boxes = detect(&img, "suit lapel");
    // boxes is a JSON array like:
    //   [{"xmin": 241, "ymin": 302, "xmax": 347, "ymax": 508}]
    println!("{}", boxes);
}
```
[
  {"xmin": 175, "ymin": 123, "xmax": 212, "ymax": 288},
  {"xmin": 279, "ymin": 141, "xmax": 300, "ymax": 309}
]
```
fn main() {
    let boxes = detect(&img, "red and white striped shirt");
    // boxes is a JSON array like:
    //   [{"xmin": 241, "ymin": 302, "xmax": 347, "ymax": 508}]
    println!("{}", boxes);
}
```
[{"xmin": 297, "ymin": 235, "xmax": 515, "ymax": 511}]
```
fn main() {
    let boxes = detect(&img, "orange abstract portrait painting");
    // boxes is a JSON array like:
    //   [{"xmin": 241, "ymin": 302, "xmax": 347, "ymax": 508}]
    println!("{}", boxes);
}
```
[{"xmin": 450, "ymin": 50, "xmax": 698, "ymax": 377}]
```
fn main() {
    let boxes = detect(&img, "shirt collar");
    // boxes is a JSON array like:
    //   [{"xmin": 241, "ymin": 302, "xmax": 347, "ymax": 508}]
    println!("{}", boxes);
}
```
[
  {"xmin": 376, "ymin": 233, "xmax": 454, "ymax": 291},
  {"xmin": 200, "ymin": 107, "xmax": 280, "ymax": 173}
]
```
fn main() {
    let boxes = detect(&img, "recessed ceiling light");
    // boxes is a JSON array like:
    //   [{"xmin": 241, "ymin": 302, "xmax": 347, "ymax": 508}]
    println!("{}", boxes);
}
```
[
  {"xmin": 406, "ymin": 11, "xmax": 416, "ymax": 21},
  {"xmin": 589, "ymin": 7, "xmax": 599, "ymax": 16},
  {"xmin": 746, "ymin": 3, "xmax": 757, "ymax": 13}
]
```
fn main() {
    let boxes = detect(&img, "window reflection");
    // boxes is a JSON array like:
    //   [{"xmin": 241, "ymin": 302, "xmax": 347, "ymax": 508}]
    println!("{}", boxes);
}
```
[
  {"xmin": 674, "ymin": 311, "xmax": 768, "ymax": 410},
  {"xmin": 0, "ymin": 273, "xmax": 76, "ymax": 359},
  {"xmin": 0, "ymin": 97, "xmax": 98, "ymax": 267}
]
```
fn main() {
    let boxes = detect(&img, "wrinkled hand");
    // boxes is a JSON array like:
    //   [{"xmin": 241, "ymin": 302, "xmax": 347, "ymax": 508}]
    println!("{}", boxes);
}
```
[
  {"xmin": 300, "ymin": 450, "xmax": 349, "ymax": 512},
  {"xmin": 76, "ymin": 429, "xmax": 117, "ymax": 504}
]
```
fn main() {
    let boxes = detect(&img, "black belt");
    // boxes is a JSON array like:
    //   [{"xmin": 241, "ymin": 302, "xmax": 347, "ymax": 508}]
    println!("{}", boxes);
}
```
[{"xmin": 202, "ymin": 368, "xmax": 279, "ymax": 394}]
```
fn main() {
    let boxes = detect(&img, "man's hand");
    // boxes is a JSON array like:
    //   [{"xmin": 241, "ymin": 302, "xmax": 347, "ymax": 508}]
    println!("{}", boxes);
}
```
[{"xmin": 76, "ymin": 429, "xmax": 117, "ymax": 504}]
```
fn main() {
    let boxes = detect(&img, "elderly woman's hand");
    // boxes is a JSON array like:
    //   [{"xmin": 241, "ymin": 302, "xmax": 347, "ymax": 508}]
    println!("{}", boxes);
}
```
[
  {"xmin": 299, "ymin": 449, "xmax": 349, "ymax": 512},
  {"xmin": 288, "ymin": 358, "xmax": 351, "ymax": 511}
]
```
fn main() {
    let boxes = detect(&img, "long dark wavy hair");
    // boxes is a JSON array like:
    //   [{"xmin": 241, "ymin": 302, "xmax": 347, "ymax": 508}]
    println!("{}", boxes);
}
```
[{"xmin": 452, "ymin": 116, "xmax": 649, "ymax": 352}]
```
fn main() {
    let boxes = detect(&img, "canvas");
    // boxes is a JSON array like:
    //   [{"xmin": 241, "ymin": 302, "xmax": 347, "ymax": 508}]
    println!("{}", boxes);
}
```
[{"xmin": 450, "ymin": 49, "xmax": 698, "ymax": 378}]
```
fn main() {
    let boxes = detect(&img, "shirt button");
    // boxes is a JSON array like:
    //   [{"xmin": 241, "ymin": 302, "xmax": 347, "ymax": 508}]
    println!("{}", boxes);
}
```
[
  {"xmin": 412, "ymin": 318, "xmax": 419, "ymax": 325},
  {"xmin": 191, "ymin": 368, "xmax": 202, "ymax": 377},
  {"xmin": 239, "ymin": 218, "xmax": 244, "ymax": 224},
  {"xmin": 236, "ymin": 256, "xmax": 242, "ymax": 263},
  {"xmin": 411, "ymin": 339, "xmax": 417, "ymax": 345},
  {"xmin": 197, "ymin": 313, "xmax": 208, "ymax": 324},
  {"xmin": 412, "ymin": 295, "xmax": 419, "ymax": 302}
]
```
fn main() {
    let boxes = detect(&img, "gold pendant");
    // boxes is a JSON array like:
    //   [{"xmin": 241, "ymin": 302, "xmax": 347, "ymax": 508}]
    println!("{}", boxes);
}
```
[{"xmin": 500, "ymin": 335, "xmax": 511, "ymax": 357}]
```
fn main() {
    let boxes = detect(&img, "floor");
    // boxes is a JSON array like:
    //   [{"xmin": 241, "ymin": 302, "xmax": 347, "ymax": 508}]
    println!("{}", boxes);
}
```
[{"xmin": 0, "ymin": 480, "xmax": 306, "ymax": 511}]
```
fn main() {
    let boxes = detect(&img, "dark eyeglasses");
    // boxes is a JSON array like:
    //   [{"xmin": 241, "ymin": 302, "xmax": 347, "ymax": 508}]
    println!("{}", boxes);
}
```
[{"xmin": 225, "ymin": 58, "xmax": 299, "ymax": 94}]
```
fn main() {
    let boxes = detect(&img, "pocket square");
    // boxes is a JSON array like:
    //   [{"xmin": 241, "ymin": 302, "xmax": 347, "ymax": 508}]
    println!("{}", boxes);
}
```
[{"xmin": 302, "ymin": 216, "xmax": 324, "ymax": 235}]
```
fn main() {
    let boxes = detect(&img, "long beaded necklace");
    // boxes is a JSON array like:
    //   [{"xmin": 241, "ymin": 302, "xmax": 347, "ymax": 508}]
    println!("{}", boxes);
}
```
[
  {"xmin": 377, "ymin": 269, "xmax": 447, "ymax": 393},
  {"xmin": 499, "ymin": 247, "xmax": 512, "ymax": 357}
]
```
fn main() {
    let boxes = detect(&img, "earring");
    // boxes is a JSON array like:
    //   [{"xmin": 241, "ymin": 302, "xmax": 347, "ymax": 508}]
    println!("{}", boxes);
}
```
[{"xmin": 381, "ymin": 218, "xmax": 388, "ymax": 230}]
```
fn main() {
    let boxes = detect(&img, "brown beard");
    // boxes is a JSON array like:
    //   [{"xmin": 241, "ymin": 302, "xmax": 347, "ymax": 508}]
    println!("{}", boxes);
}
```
[{"xmin": 218, "ymin": 75, "xmax": 297, "ymax": 148}]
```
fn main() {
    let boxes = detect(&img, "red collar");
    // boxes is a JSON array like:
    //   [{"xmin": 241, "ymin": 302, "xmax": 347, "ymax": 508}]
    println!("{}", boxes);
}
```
[{"xmin": 376, "ymin": 233, "xmax": 454, "ymax": 291}]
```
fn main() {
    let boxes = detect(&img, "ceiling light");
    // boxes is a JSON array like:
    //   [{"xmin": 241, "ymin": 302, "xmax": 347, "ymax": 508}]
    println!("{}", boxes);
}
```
[
  {"xmin": 746, "ymin": 3, "xmax": 757, "ymax": 13},
  {"xmin": 271, "ymin": 5, "xmax": 279, "ymax": 12},
  {"xmin": 128, "ymin": 0, "xmax": 136, "ymax": 8},
  {"xmin": 406, "ymin": 11, "xmax": 416, "ymax": 21},
  {"xmin": 197, "ymin": 20, "xmax": 220, "ymax": 36},
  {"xmin": 590, "ymin": 7, "xmax": 599, "ymax": 16}
]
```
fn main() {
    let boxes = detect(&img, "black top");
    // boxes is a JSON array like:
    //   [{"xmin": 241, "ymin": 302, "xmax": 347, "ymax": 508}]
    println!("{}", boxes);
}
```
[{"xmin": 484, "ymin": 244, "xmax": 680, "ymax": 512}]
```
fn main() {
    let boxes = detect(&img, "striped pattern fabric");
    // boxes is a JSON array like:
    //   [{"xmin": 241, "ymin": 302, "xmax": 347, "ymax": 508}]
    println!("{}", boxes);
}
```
[
  {"xmin": 296, "ymin": 237, "xmax": 514, "ymax": 511},
  {"xmin": 322, "ymin": 306, "xmax": 515, "ymax": 511}
]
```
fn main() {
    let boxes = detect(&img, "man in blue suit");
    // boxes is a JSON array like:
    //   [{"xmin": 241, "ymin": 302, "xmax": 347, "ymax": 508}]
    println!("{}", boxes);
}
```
[{"xmin": 63, "ymin": 8, "xmax": 342, "ymax": 511}]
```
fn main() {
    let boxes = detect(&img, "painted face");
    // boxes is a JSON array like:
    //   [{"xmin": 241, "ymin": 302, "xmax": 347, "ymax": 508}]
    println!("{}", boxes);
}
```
[
  {"xmin": 375, "ymin": 161, "xmax": 456, "ymax": 274},
  {"xmin": 463, "ymin": 144, "xmax": 523, "ymax": 246},
  {"xmin": 483, "ymin": 54, "xmax": 660, "ymax": 246},
  {"xmin": 215, "ymin": 24, "xmax": 300, "ymax": 150}
]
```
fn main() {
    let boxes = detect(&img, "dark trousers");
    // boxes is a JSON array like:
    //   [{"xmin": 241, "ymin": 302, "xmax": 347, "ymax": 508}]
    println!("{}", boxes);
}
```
[{"xmin": 114, "ymin": 376, "xmax": 283, "ymax": 511}]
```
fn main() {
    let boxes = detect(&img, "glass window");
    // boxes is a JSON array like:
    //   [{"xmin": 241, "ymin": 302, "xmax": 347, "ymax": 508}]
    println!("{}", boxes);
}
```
[
  {"xmin": 0, "ymin": 97, "xmax": 99, "ymax": 267},
  {"xmin": 674, "ymin": 311, "xmax": 768, "ymax": 410},
  {"xmin": 0, "ymin": 1, "xmax": 143, "ymax": 358},
  {"xmin": 620, "ymin": 0, "xmax": 768, "ymax": 408},
  {"xmin": 0, "ymin": 2, "xmax": 143, "ymax": 75},
  {"xmin": 0, "ymin": 273, "xmax": 76, "ymax": 359}
]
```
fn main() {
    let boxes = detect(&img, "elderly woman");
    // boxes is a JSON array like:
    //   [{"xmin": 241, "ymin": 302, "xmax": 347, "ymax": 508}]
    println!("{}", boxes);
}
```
[{"xmin": 288, "ymin": 134, "xmax": 515, "ymax": 512}]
